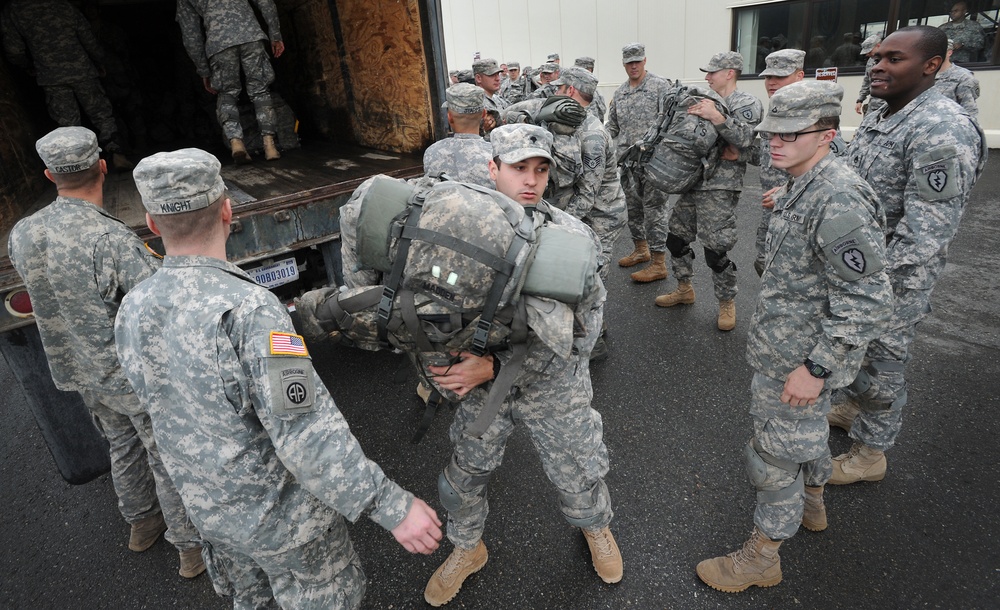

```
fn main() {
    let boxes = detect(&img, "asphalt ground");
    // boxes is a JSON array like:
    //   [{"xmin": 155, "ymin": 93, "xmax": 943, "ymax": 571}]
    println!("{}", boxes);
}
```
[{"xmin": 2, "ymin": 158, "xmax": 999, "ymax": 609}]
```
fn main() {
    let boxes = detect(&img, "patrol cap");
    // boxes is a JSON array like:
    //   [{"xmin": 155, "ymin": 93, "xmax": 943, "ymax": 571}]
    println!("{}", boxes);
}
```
[
  {"xmin": 443, "ymin": 83, "xmax": 484, "ymax": 114},
  {"xmin": 539, "ymin": 62, "xmax": 559, "ymax": 74},
  {"xmin": 759, "ymin": 49, "xmax": 806, "ymax": 77},
  {"xmin": 622, "ymin": 43, "xmax": 645, "ymax": 63},
  {"xmin": 860, "ymin": 34, "xmax": 881, "ymax": 55},
  {"xmin": 550, "ymin": 67, "xmax": 599, "ymax": 96},
  {"xmin": 701, "ymin": 51, "xmax": 744, "ymax": 73},
  {"xmin": 574, "ymin": 56, "xmax": 596, "ymax": 70},
  {"xmin": 35, "ymin": 127, "xmax": 101, "ymax": 174},
  {"xmin": 507, "ymin": 61, "xmax": 520, "ymax": 70},
  {"xmin": 473, "ymin": 58, "xmax": 502, "ymax": 75},
  {"xmin": 133, "ymin": 148, "xmax": 226, "ymax": 215},
  {"xmin": 455, "ymin": 69, "xmax": 475, "ymax": 84},
  {"xmin": 547, "ymin": 53, "xmax": 560, "ymax": 62},
  {"xmin": 755, "ymin": 80, "xmax": 844, "ymax": 134},
  {"xmin": 490, "ymin": 124, "xmax": 553, "ymax": 164}
]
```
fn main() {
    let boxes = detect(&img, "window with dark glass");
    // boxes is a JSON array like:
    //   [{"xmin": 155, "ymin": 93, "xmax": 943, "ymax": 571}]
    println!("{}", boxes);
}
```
[{"xmin": 734, "ymin": 0, "xmax": 998, "ymax": 75}]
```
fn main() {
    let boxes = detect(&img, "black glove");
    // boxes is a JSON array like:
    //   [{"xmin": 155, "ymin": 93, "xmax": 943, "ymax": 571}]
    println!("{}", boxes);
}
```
[{"xmin": 533, "ymin": 95, "xmax": 587, "ymax": 128}]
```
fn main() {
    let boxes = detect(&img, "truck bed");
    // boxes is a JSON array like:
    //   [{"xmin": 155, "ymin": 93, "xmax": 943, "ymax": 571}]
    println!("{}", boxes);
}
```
[{"xmin": 1, "ymin": 141, "xmax": 423, "ymax": 285}]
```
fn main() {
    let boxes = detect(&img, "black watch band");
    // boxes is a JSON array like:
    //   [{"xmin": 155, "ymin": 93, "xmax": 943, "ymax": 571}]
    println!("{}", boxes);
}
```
[{"xmin": 804, "ymin": 358, "xmax": 832, "ymax": 379}]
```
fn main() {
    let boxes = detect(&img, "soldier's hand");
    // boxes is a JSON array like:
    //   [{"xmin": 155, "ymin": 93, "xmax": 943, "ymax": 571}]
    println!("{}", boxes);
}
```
[
  {"xmin": 272, "ymin": 40, "xmax": 285, "ymax": 58},
  {"xmin": 429, "ymin": 351, "xmax": 495, "ymax": 397},
  {"xmin": 391, "ymin": 498, "xmax": 443, "ymax": 554},
  {"xmin": 482, "ymin": 113, "xmax": 497, "ymax": 132},
  {"xmin": 721, "ymin": 144, "xmax": 740, "ymax": 161},
  {"xmin": 854, "ymin": 101, "xmax": 863, "ymax": 115},
  {"xmin": 202, "ymin": 77, "xmax": 217, "ymax": 95},
  {"xmin": 762, "ymin": 185, "xmax": 783, "ymax": 209},
  {"xmin": 688, "ymin": 99, "xmax": 725, "ymax": 125},
  {"xmin": 781, "ymin": 366, "xmax": 824, "ymax": 407}
]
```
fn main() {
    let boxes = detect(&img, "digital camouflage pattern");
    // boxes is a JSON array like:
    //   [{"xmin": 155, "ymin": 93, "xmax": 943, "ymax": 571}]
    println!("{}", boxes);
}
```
[
  {"xmin": 606, "ymin": 71, "xmax": 672, "ymax": 248},
  {"xmin": 8, "ymin": 178, "xmax": 198, "ymax": 546},
  {"xmin": 1, "ymin": 0, "xmax": 118, "ymax": 144},
  {"xmin": 177, "ymin": 0, "xmax": 282, "ymax": 139},
  {"xmin": 176, "ymin": 0, "xmax": 282, "ymax": 78},
  {"xmin": 500, "ymin": 74, "xmax": 529, "ymax": 104},
  {"xmin": 846, "ymin": 88, "xmax": 986, "ymax": 451},
  {"xmin": 590, "ymin": 88, "xmax": 608, "ymax": 121},
  {"xmin": 938, "ymin": 19, "xmax": 986, "ymax": 64},
  {"xmin": 693, "ymin": 88, "xmax": 761, "ymax": 192},
  {"xmin": 934, "ymin": 64, "xmax": 980, "ymax": 118},
  {"xmin": 133, "ymin": 147, "xmax": 227, "ymax": 215},
  {"xmin": 115, "ymin": 255, "xmax": 414, "ymax": 608},
  {"xmin": 746, "ymin": 153, "xmax": 893, "ymax": 540},
  {"xmin": 422, "ymin": 134, "xmax": 494, "ymax": 188}
]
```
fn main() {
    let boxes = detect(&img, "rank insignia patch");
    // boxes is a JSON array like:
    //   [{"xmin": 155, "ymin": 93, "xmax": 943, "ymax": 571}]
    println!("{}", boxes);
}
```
[{"xmin": 270, "ymin": 331, "xmax": 309, "ymax": 356}]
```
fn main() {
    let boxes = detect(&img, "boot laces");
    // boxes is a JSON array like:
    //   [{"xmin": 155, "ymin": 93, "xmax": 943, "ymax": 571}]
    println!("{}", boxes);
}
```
[
  {"xmin": 844, "ymin": 442, "xmax": 864, "ymax": 461},
  {"xmin": 586, "ymin": 528, "xmax": 615, "ymax": 558},
  {"xmin": 440, "ymin": 546, "xmax": 475, "ymax": 582},
  {"xmin": 730, "ymin": 530, "xmax": 763, "ymax": 568}
]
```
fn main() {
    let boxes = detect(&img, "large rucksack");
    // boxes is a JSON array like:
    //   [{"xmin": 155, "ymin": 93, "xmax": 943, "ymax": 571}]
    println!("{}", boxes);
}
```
[
  {"xmin": 620, "ymin": 82, "xmax": 730, "ymax": 195},
  {"xmin": 296, "ymin": 176, "xmax": 599, "ymax": 437}
]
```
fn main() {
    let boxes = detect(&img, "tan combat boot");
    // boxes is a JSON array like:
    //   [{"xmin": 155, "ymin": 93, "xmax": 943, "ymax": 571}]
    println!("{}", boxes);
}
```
[
  {"xmin": 582, "ymin": 526, "xmax": 623, "ymax": 584},
  {"xmin": 829, "ymin": 442, "xmax": 886, "ymax": 485},
  {"xmin": 828, "ymin": 397, "xmax": 861, "ymax": 432},
  {"xmin": 424, "ymin": 540, "xmax": 488, "ymax": 607},
  {"xmin": 655, "ymin": 281, "xmax": 695, "ymax": 307},
  {"xmin": 718, "ymin": 299, "xmax": 736, "ymax": 331},
  {"xmin": 128, "ymin": 512, "xmax": 166, "ymax": 552},
  {"xmin": 618, "ymin": 240, "xmax": 650, "ymax": 267},
  {"xmin": 263, "ymin": 134, "xmax": 281, "ymax": 160},
  {"xmin": 230, "ymin": 138, "xmax": 251, "ymax": 164},
  {"xmin": 696, "ymin": 528, "xmax": 782, "ymax": 593},
  {"xmin": 801, "ymin": 485, "xmax": 827, "ymax": 532},
  {"xmin": 178, "ymin": 546, "xmax": 206, "ymax": 578},
  {"xmin": 416, "ymin": 381, "xmax": 432, "ymax": 404},
  {"xmin": 630, "ymin": 251, "xmax": 668, "ymax": 282}
]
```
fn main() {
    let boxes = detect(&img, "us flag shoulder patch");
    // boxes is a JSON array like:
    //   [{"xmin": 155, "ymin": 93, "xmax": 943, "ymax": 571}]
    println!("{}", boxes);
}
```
[{"xmin": 270, "ymin": 331, "xmax": 309, "ymax": 356}]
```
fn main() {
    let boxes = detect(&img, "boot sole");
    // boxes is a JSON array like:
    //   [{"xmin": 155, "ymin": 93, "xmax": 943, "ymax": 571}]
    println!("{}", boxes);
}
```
[
  {"xmin": 828, "ymin": 470, "xmax": 886, "ymax": 485},
  {"xmin": 618, "ymin": 257, "xmax": 650, "ymax": 267},
  {"xmin": 801, "ymin": 519, "xmax": 828, "ymax": 532},
  {"xmin": 630, "ymin": 273, "xmax": 667, "ymax": 283},
  {"xmin": 655, "ymin": 297, "xmax": 695, "ymax": 307},
  {"xmin": 424, "ymin": 551, "xmax": 488, "ymax": 607},
  {"xmin": 700, "ymin": 575, "xmax": 782, "ymax": 593}
]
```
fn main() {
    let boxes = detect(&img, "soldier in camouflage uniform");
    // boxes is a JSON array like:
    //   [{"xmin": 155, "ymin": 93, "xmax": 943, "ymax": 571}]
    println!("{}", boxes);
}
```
[
  {"xmin": 655, "ymin": 52, "xmax": 763, "ymax": 332},
  {"xmin": 1, "ymin": 0, "xmax": 126, "ymax": 161},
  {"xmin": 829, "ymin": 26, "xmax": 987, "ymax": 484},
  {"xmin": 747, "ymin": 49, "xmax": 807, "ymax": 277},
  {"xmin": 855, "ymin": 35, "xmax": 888, "ymax": 117},
  {"xmin": 499, "ymin": 61, "xmax": 527, "ymax": 103},
  {"xmin": 934, "ymin": 39, "xmax": 980, "ymax": 118},
  {"xmin": 322, "ymin": 124, "xmax": 623, "ymax": 606},
  {"xmin": 7, "ymin": 127, "xmax": 205, "ymax": 579},
  {"xmin": 574, "ymin": 56, "xmax": 608, "ymax": 121},
  {"xmin": 696, "ymin": 81, "xmax": 893, "ymax": 594},
  {"xmin": 472, "ymin": 58, "xmax": 508, "ymax": 135},
  {"xmin": 423, "ymin": 83, "xmax": 493, "ymax": 188},
  {"xmin": 176, "ymin": 0, "xmax": 286, "ymax": 163},
  {"xmin": 528, "ymin": 63, "xmax": 561, "ymax": 100},
  {"xmin": 938, "ymin": 2, "xmax": 986, "ymax": 64},
  {"xmin": 606, "ymin": 43, "xmax": 673, "ymax": 283},
  {"xmin": 115, "ymin": 148, "xmax": 442, "ymax": 610}
]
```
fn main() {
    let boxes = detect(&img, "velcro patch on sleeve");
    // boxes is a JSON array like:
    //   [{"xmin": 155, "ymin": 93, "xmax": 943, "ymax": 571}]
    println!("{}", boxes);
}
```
[{"xmin": 269, "ymin": 331, "xmax": 309, "ymax": 357}]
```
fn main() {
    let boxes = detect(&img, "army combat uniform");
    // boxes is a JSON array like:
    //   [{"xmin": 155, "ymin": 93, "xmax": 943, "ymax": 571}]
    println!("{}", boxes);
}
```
[
  {"xmin": 933, "ymin": 63, "xmax": 980, "ymax": 118},
  {"xmin": 0, "ymin": 0, "xmax": 119, "ymax": 149},
  {"xmin": 857, "ymin": 55, "xmax": 888, "ymax": 116},
  {"xmin": 606, "ymin": 58, "xmax": 672, "ymax": 254},
  {"xmin": 842, "ymin": 88, "xmax": 986, "ymax": 459},
  {"xmin": 116, "ymin": 149, "xmax": 419, "ymax": 609},
  {"xmin": 423, "ymin": 83, "xmax": 493, "ymax": 188},
  {"xmin": 7, "ymin": 128, "xmax": 200, "ymax": 562},
  {"xmin": 176, "ymin": 0, "xmax": 283, "ymax": 141},
  {"xmin": 938, "ymin": 18, "xmax": 986, "ymax": 64}
]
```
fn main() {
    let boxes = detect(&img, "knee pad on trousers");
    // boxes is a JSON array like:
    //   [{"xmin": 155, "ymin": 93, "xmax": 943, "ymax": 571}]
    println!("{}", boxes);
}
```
[
  {"xmin": 743, "ymin": 440, "xmax": 803, "ymax": 504},
  {"xmin": 438, "ymin": 462, "xmax": 490, "ymax": 512},
  {"xmin": 559, "ymin": 480, "xmax": 608, "ymax": 529},
  {"xmin": 704, "ymin": 247, "xmax": 735, "ymax": 273},
  {"xmin": 847, "ymin": 362, "xmax": 907, "ymax": 411},
  {"xmin": 666, "ymin": 232, "xmax": 693, "ymax": 259}
]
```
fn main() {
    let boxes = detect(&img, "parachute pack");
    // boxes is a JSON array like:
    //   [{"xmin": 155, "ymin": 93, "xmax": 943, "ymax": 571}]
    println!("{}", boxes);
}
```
[
  {"xmin": 296, "ymin": 176, "xmax": 599, "ymax": 439},
  {"xmin": 620, "ymin": 82, "xmax": 730, "ymax": 195}
]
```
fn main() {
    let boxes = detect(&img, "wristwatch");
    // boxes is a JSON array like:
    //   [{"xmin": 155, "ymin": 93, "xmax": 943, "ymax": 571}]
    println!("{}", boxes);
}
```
[{"xmin": 804, "ymin": 358, "xmax": 832, "ymax": 379}]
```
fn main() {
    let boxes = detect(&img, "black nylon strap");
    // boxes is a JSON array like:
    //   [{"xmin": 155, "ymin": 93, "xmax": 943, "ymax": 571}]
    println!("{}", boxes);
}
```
[
  {"xmin": 400, "ymin": 226, "xmax": 515, "ymax": 276},
  {"xmin": 377, "ymin": 192, "xmax": 425, "ymax": 348},
  {"xmin": 465, "ymin": 299, "xmax": 529, "ymax": 439}
]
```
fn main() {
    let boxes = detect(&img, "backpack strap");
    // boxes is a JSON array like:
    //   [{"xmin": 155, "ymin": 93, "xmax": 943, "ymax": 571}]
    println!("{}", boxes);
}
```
[
  {"xmin": 464, "ymin": 299, "xmax": 530, "ymax": 439},
  {"xmin": 377, "ymin": 187, "xmax": 427, "ymax": 349}
]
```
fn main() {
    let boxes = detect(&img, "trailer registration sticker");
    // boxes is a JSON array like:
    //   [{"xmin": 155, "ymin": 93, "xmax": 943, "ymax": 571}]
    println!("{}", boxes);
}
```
[{"xmin": 248, "ymin": 257, "xmax": 299, "ymax": 289}]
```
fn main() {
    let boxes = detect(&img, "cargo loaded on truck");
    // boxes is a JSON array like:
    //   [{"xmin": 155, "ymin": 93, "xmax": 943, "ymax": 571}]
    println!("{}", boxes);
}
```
[{"xmin": 0, "ymin": 0, "xmax": 448, "ymax": 483}]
